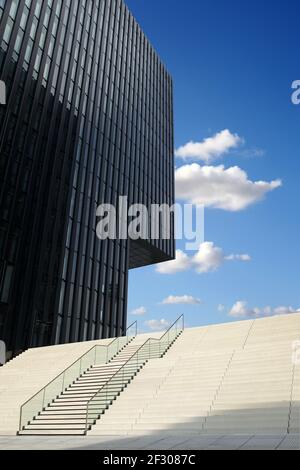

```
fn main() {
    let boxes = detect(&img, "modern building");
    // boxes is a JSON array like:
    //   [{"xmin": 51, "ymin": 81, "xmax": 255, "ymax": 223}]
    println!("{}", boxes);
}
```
[{"xmin": 0, "ymin": 0, "xmax": 174, "ymax": 356}]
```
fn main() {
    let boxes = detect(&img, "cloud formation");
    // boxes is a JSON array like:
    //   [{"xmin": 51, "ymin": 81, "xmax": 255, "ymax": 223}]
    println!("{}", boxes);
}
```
[
  {"xmin": 175, "ymin": 129, "xmax": 243, "ymax": 162},
  {"xmin": 225, "ymin": 254, "xmax": 251, "ymax": 261},
  {"xmin": 156, "ymin": 250, "xmax": 191, "ymax": 274},
  {"xmin": 229, "ymin": 301, "xmax": 300, "ymax": 318},
  {"xmin": 162, "ymin": 295, "xmax": 202, "ymax": 305},
  {"xmin": 130, "ymin": 306, "xmax": 147, "ymax": 316},
  {"xmin": 145, "ymin": 319, "xmax": 170, "ymax": 331},
  {"xmin": 175, "ymin": 163, "xmax": 282, "ymax": 211},
  {"xmin": 156, "ymin": 242, "xmax": 250, "ymax": 275},
  {"xmin": 193, "ymin": 241, "xmax": 225, "ymax": 273}
]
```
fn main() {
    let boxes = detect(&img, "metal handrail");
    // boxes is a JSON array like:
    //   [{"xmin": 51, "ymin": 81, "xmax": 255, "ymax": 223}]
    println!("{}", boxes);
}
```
[
  {"xmin": 153, "ymin": 314, "xmax": 184, "ymax": 342},
  {"xmin": 84, "ymin": 314, "xmax": 184, "ymax": 433},
  {"xmin": 19, "ymin": 321, "xmax": 137, "ymax": 431}
]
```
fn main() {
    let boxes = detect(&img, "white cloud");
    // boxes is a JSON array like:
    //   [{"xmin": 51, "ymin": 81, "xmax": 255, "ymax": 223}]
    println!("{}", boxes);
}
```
[
  {"xmin": 229, "ymin": 301, "xmax": 254, "ymax": 318},
  {"xmin": 156, "ymin": 242, "xmax": 250, "ymax": 275},
  {"xmin": 225, "ymin": 254, "xmax": 251, "ymax": 261},
  {"xmin": 193, "ymin": 241, "xmax": 224, "ymax": 273},
  {"xmin": 273, "ymin": 306, "xmax": 300, "ymax": 315},
  {"xmin": 238, "ymin": 147, "xmax": 266, "ymax": 159},
  {"xmin": 193, "ymin": 242, "xmax": 250, "ymax": 274},
  {"xmin": 175, "ymin": 163, "xmax": 282, "ymax": 211},
  {"xmin": 162, "ymin": 295, "xmax": 202, "ymax": 305},
  {"xmin": 218, "ymin": 304, "xmax": 225, "ymax": 312},
  {"xmin": 130, "ymin": 306, "xmax": 147, "ymax": 316},
  {"xmin": 145, "ymin": 319, "xmax": 170, "ymax": 331},
  {"xmin": 156, "ymin": 249, "xmax": 191, "ymax": 274},
  {"xmin": 175, "ymin": 129, "xmax": 243, "ymax": 162},
  {"xmin": 229, "ymin": 301, "xmax": 299, "ymax": 318}
]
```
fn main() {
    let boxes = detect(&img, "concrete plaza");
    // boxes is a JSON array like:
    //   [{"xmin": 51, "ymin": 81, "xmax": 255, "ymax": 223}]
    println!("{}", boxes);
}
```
[{"xmin": 0, "ymin": 434, "xmax": 299, "ymax": 450}]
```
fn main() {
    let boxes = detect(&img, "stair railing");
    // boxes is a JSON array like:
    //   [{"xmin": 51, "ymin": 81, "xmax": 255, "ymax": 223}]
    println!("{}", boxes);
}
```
[
  {"xmin": 19, "ymin": 321, "xmax": 137, "ymax": 432},
  {"xmin": 85, "ymin": 314, "xmax": 184, "ymax": 433}
]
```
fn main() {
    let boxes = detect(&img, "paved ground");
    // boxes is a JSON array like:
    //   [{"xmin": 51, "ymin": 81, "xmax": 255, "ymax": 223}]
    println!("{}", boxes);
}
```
[{"xmin": 0, "ymin": 434, "xmax": 299, "ymax": 450}]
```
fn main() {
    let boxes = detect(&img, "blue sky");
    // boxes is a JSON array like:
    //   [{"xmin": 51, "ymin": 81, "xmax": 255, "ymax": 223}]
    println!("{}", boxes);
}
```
[{"xmin": 126, "ymin": 0, "xmax": 300, "ymax": 332}]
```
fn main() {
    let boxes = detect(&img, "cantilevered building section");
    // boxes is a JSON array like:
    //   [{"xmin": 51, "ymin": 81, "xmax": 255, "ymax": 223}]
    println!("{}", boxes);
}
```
[{"xmin": 0, "ymin": 0, "xmax": 174, "ymax": 356}]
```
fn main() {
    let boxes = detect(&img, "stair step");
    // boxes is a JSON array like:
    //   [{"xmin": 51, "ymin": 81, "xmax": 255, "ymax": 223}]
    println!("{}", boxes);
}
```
[
  {"xmin": 33, "ymin": 419, "xmax": 95, "ymax": 425},
  {"xmin": 67, "ymin": 383, "xmax": 131, "ymax": 392},
  {"xmin": 24, "ymin": 424, "xmax": 87, "ymax": 430},
  {"xmin": 82, "ymin": 371, "xmax": 137, "ymax": 379},
  {"xmin": 81, "ymin": 372, "xmax": 138, "ymax": 381},
  {"xmin": 63, "ymin": 391, "xmax": 98, "ymax": 396},
  {"xmin": 19, "ymin": 430, "xmax": 86, "ymax": 436},
  {"xmin": 45, "ymin": 406, "xmax": 108, "ymax": 413},
  {"xmin": 59, "ymin": 389, "xmax": 124, "ymax": 400},
  {"xmin": 77, "ymin": 375, "xmax": 134, "ymax": 382},
  {"xmin": 73, "ymin": 382, "xmax": 132, "ymax": 388},
  {"xmin": 39, "ymin": 413, "xmax": 102, "ymax": 418},
  {"xmin": 52, "ymin": 399, "xmax": 112, "ymax": 405},
  {"xmin": 54, "ymin": 397, "xmax": 91, "ymax": 402},
  {"xmin": 84, "ymin": 365, "xmax": 118, "ymax": 370},
  {"xmin": 66, "ymin": 383, "xmax": 127, "ymax": 392},
  {"xmin": 86, "ymin": 366, "xmax": 141, "ymax": 374},
  {"xmin": 47, "ymin": 401, "xmax": 111, "ymax": 408}
]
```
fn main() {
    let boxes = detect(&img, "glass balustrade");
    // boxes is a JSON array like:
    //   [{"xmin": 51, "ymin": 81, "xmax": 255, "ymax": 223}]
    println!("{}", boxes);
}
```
[
  {"xmin": 85, "ymin": 315, "xmax": 184, "ymax": 433},
  {"xmin": 19, "ymin": 321, "xmax": 137, "ymax": 431}
]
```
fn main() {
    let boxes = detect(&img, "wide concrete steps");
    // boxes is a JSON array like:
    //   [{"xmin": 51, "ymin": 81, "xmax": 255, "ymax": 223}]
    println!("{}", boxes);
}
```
[
  {"xmin": 19, "ymin": 341, "xmax": 147, "ymax": 436},
  {"xmin": 88, "ymin": 314, "xmax": 300, "ymax": 437},
  {"xmin": 6, "ymin": 314, "xmax": 299, "ymax": 437},
  {"xmin": 18, "ymin": 331, "xmax": 183, "ymax": 435}
]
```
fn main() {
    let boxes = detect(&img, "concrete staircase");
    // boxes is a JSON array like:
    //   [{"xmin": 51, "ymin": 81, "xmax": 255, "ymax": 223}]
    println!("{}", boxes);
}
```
[
  {"xmin": 17, "ymin": 318, "xmax": 183, "ymax": 436},
  {"xmin": 201, "ymin": 314, "xmax": 300, "ymax": 434},
  {"xmin": 18, "ymin": 342, "xmax": 145, "ymax": 435},
  {"xmin": 0, "ymin": 337, "xmax": 114, "ymax": 435},
  {"xmin": 0, "ymin": 313, "xmax": 298, "ymax": 437},
  {"xmin": 87, "ymin": 313, "xmax": 300, "ymax": 436}
]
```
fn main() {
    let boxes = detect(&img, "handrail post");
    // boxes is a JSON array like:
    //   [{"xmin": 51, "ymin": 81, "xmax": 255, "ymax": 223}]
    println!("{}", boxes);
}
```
[
  {"xmin": 42, "ymin": 387, "xmax": 46, "ymax": 410},
  {"xmin": 85, "ymin": 401, "xmax": 89, "ymax": 435},
  {"xmin": 19, "ymin": 405, "xmax": 23, "ymax": 432},
  {"xmin": 62, "ymin": 372, "xmax": 65, "ymax": 393}
]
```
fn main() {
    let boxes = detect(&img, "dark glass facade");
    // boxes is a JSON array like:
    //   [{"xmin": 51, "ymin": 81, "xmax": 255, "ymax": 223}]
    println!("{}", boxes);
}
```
[{"xmin": 0, "ymin": 0, "xmax": 174, "ymax": 355}]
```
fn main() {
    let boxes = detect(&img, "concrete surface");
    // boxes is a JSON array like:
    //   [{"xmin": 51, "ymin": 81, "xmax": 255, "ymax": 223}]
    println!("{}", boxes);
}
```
[
  {"xmin": 1, "ymin": 313, "xmax": 299, "ymax": 437},
  {"xmin": 0, "ymin": 434, "xmax": 299, "ymax": 450}
]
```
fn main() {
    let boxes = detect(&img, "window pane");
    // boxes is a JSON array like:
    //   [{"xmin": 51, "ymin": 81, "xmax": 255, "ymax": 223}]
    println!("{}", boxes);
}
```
[
  {"xmin": 3, "ymin": 18, "xmax": 14, "ymax": 44},
  {"xmin": 0, "ymin": 265, "xmax": 14, "ymax": 303},
  {"xmin": 14, "ymin": 29, "xmax": 24, "ymax": 55},
  {"xmin": 9, "ymin": 0, "xmax": 19, "ymax": 20}
]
